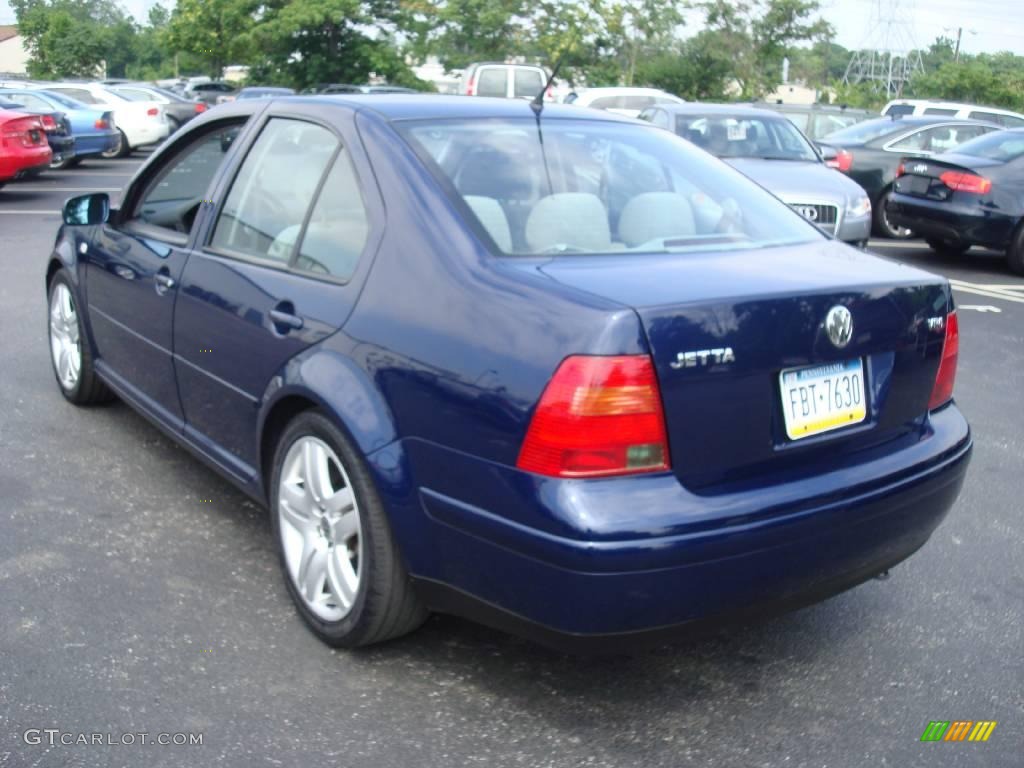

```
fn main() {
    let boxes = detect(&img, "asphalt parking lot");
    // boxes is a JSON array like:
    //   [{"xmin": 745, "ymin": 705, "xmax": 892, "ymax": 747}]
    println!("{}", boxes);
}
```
[{"xmin": 1, "ymin": 155, "xmax": 1021, "ymax": 768}]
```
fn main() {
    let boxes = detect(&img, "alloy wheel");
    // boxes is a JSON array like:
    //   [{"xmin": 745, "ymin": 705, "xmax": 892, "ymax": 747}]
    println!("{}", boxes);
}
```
[
  {"xmin": 49, "ymin": 283, "xmax": 81, "ymax": 391},
  {"xmin": 277, "ymin": 436, "xmax": 362, "ymax": 622}
]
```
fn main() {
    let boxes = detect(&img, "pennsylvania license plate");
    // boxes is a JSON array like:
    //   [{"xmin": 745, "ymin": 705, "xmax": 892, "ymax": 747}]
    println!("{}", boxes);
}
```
[{"xmin": 779, "ymin": 359, "xmax": 867, "ymax": 441}]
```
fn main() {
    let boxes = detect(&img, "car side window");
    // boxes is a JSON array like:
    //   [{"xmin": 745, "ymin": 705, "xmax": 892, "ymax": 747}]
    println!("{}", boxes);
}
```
[
  {"xmin": 11, "ymin": 93, "xmax": 47, "ymax": 110},
  {"xmin": 133, "ymin": 121, "xmax": 246, "ymax": 234},
  {"xmin": 888, "ymin": 129, "xmax": 931, "ymax": 152},
  {"xmin": 513, "ymin": 69, "xmax": 544, "ymax": 99},
  {"xmin": 211, "ymin": 118, "xmax": 339, "ymax": 263},
  {"xmin": 590, "ymin": 96, "xmax": 618, "ymax": 109},
  {"xmin": 52, "ymin": 87, "xmax": 99, "ymax": 105},
  {"xmin": 290, "ymin": 148, "xmax": 370, "ymax": 280},
  {"xmin": 649, "ymin": 109, "xmax": 670, "ymax": 129}
]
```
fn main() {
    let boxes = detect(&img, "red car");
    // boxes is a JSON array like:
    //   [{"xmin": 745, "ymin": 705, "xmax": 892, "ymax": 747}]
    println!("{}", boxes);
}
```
[{"xmin": 0, "ymin": 108, "xmax": 52, "ymax": 188}]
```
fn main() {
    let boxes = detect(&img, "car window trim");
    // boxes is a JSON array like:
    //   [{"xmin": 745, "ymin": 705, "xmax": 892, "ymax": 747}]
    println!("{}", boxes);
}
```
[
  {"xmin": 881, "ymin": 122, "xmax": 971, "ymax": 153},
  {"xmin": 119, "ymin": 219, "xmax": 190, "ymax": 248},
  {"xmin": 118, "ymin": 116, "xmax": 251, "ymax": 241},
  {"xmin": 199, "ymin": 112, "xmax": 368, "ymax": 287}
]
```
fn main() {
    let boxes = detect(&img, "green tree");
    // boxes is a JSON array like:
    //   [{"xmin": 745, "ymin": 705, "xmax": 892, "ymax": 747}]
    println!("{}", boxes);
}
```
[
  {"xmin": 11, "ymin": 0, "xmax": 134, "ymax": 78},
  {"xmin": 166, "ymin": 0, "xmax": 255, "ymax": 79}
]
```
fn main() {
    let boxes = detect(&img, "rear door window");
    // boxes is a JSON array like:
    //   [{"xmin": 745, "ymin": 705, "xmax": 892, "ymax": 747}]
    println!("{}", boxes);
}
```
[
  {"xmin": 211, "ymin": 119, "xmax": 339, "ymax": 263},
  {"xmin": 884, "ymin": 104, "xmax": 915, "ymax": 117},
  {"xmin": 50, "ymin": 87, "xmax": 99, "ymax": 105},
  {"xmin": 513, "ymin": 69, "xmax": 544, "ymax": 99},
  {"xmin": 923, "ymin": 108, "xmax": 957, "ymax": 116},
  {"xmin": 476, "ymin": 67, "xmax": 507, "ymax": 98}
]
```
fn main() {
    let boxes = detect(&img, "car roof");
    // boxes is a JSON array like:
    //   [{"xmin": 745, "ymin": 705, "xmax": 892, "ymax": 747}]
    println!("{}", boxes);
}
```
[
  {"xmin": 301, "ymin": 94, "xmax": 638, "ymax": 122},
  {"xmin": 655, "ymin": 103, "xmax": 783, "ymax": 118}
]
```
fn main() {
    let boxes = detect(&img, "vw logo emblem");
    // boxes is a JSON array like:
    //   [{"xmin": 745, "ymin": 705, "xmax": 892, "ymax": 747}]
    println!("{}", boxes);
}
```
[
  {"xmin": 797, "ymin": 205, "xmax": 819, "ymax": 221},
  {"xmin": 824, "ymin": 306, "xmax": 853, "ymax": 348}
]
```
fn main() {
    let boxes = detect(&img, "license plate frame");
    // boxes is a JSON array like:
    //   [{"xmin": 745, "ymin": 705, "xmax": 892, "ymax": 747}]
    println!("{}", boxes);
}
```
[{"xmin": 779, "ymin": 359, "xmax": 867, "ymax": 441}]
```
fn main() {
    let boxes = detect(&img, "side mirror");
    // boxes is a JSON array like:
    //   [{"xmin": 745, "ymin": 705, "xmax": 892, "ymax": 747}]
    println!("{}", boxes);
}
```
[{"xmin": 63, "ymin": 193, "xmax": 110, "ymax": 226}]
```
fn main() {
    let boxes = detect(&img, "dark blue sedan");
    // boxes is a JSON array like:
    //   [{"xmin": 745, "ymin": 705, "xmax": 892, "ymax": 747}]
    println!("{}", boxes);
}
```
[{"xmin": 46, "ymin": 95, "xmax": 971, "ymax": 650}]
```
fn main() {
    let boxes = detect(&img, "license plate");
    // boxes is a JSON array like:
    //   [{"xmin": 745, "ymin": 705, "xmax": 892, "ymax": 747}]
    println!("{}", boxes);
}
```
[{"xmin": 779, "ymin": 359, "xmax": 867, "ymax": 440}]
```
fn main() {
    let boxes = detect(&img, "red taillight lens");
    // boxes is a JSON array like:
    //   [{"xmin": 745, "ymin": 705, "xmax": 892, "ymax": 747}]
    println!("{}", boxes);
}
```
[
  {"xmin": 830, "ymin": 149, "xmax": 853, "ymax": 172},
  {"xmin": 94, "ymin": 118, "xmax": 109, "ymax": 129},
  {"xmin": 517, "ymin": 355, "xmax": 670, "ymax": 478},
  {"xmin": 1, "ymin": 117, "xmax": 41, "ymax": 146},
  {"xmin": 40, "ymin": 115, "xmax": 57, "ymax": 131},
  {"xmin": 195, "ymin": 103, "xmax": 207, "ymax": 113},
  {"xmin": 147, "ymin": 107, "xmax": 159, "ymax": 116},
  {"xmin": 939, "ymin": 171, "xmax": 991, "ymax": 194},
  {"xmin": 466, "ymin": 75, "xmax": 475, "ymax": 95},
  {"xmin": 928, "ymin": 311, "xmax": 959, "ymax": 410},
  {"xmin": 896, "ymin": 161, "xmax": 906, "ymax": 177}
]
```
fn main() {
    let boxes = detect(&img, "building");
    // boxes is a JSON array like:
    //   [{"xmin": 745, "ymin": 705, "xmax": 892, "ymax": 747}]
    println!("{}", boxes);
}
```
[{"xmin": 0, "ymin": 25, "xmax": 30, "ymax": 78}]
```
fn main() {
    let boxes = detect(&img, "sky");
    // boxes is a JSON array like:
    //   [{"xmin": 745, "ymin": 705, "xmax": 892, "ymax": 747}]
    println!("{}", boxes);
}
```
[{"xmin": 2, "ymin": 0, "xmax": 1023, "ymax": 57}]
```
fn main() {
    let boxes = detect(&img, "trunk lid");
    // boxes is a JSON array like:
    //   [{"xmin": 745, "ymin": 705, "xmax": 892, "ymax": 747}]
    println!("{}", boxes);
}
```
[
  {"xmin": 893, "ymin": 156, "xmax": 996, "ymax": 202},
  {"xmin": 538, "ymin": 240, "xmax": 951, "ymax": 490}
]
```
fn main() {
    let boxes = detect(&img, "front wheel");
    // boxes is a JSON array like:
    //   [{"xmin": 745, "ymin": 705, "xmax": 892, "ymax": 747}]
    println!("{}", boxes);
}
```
[
  {"xmin": 47, "ymin": 271, "xmax": 113, "ymax": 404},
  {"xmin": 926, "ymin": 238, "xmax": 969, "ymax": 258},
  {"xmin": 874, "ymin": 189, "xmax": 914, "ymax": 239},
  {"xmin": 270, "ymin": 411, "xmax": 428, "ymax": 647}
]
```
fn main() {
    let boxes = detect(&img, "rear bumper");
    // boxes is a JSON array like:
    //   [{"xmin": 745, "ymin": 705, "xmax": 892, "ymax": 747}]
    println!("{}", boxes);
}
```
[
  {"xmin": 121, "ymin": 121, "xmax": 170, "ymax": 149},
  {"xmin": 0, "ymin": 147, "xmax": 51, "ymax": 181},
  {"xmin": 391, "ymin": 405, "xmax": 971, "ymax": 650},
  {"xmin": 886, "ymin": 194, "xmax": 1015, "ymax": 248},
  {"xmin": 48, "ymin": 135, "xmax": 75, "ymax": 163},
  {"xmin": 73, "ymin": 131, "xmax": 119, "ymax": 157}
]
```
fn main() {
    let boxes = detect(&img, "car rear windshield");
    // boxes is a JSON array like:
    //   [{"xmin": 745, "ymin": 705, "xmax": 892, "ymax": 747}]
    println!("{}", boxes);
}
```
[
  {"xmin": 950, "ymin": 129, "xmax": 1024, "ymax": 161},
  {"xmin": 398, "ymin": 117, "xmax": 822, "ymax": 256},
  {"xmin": 822, "ymin": 118, "xmax": 906, "ymax": 144},
  {"xmin": 674, "ymin": 114, "xmax": 818, "ymax": 161}
]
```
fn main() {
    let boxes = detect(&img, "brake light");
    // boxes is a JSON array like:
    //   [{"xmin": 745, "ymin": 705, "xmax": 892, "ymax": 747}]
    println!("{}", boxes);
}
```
[
  {"xmin": 195, "ymin": 103, "xmax": 207, "ymax": 113},
  {"xmin": 896, "ymin": 161, "xmax": 905, "ymax": 177},
  {"xmin": 40, "ymin": 114, "xmax": 57, "ymax": 132},
  {"xmin": 94, "ymin": 118, "xmax": 109, "ymax": 129},
  {"xmin": 939, "ymin": 171, "xmax": 991, "ymax": 195},
  {"xmin": 517, "ymin": 355, "xmax": 670, "ymax": 478},
  {"xmin": 147, "ymin": 107, "xmax": 159, "ymax": 116},
  {"xmin": 466, "ymin": 75, "xmax": 475, "ymax": 96},
  {"xmin": 1, "ymin": 117, "xmax": 42, "ymax": 147},
  {"xmin": 928, "ymin": 311, "xmax": 959, "ymax": 410},
  {"xmin": 825, "ymin": 148, "xmax": 853, "ymax": 172}
]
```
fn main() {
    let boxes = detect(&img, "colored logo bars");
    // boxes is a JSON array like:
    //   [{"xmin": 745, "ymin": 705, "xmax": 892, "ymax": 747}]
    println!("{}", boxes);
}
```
[{"xmin": 921, "ymin": 721, "xmax": 997, "ymax": 742}]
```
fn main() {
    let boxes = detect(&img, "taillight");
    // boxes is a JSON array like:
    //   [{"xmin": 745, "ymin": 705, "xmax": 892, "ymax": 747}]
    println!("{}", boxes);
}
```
[
  {"xmin": 147, "ymin": 107, "xmax": 159, "ymax": 116},
  {"xmin": 517, "ymin": 355, "xmax": 670, "ymax": 478},
  {"xmin": 825, "ymin": 149, "xmax": 853, "ymax": 172},
  {"xmin": 466, "ymin": 75, "xmax": 475, "ymax": 96},
  {"xmin": 896, "ymin": 161, "xmax": 905, "ymax": 177},
  {"xmin": 939, "ymin": 171, "xmax": 991, "ymax": 195},
  {"xmin": 1, "ymin": 117, "xmax": 42, "ymax": 147},
  {"xmin": 94, "ymin": 118, "xmax": 109, "ymax": 129},
  {"xmin": 195, "ymin": 103, "xmax": 207, "ymax": 113},
  {"xmin": 928, "ymin": 310, "xmax": 959, "ymax": 410},
  {"xmin": 40, "ymin": 115, "xmax": 57, "ymax": 132}
]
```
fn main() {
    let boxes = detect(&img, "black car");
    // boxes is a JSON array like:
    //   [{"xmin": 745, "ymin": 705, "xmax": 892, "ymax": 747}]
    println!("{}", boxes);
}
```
[
  {"xmin": 887, "ymin": 128, "xmax": 1024, "ymax": 274},
  {"xmin": 819, "ymin": 117, "xmax": 1002, "ymax": 238},
  {"xmin": 0, "ymin": 97, "xmax": 75, "ymax": 169}
]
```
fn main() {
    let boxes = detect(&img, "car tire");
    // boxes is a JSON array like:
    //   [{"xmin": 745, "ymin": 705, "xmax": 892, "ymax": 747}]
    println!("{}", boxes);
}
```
[
  {"xmin": 873, "ymin": 188, "xmax": 914, "ymax": 239},
  {"xmin": 47, "ymin": 270, "xmax": 114, "ymax": 404},
  {"xmin": 269, "ymin": 410, "xmax": 428, "ymax": 647},
  {"xmin": 1007, "ymin": 224, "xmax": 1024, "ymax": 275},
  {"xmin": 926, "ymin": 238, "xmax": 969, "ymax": 258},
  {"xmin": 101, "ymin": 129, "xmax": 130, "ymax": 159},
  {"xmin": 49, "ymin": 154, "xmax": 73, "ymax": 170},
  {"xmin": 66, "ymin": 157, "xmax": 84, "ymax": 168}
]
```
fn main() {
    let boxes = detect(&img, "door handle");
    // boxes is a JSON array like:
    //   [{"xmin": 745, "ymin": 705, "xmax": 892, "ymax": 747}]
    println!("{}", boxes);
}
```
[
  {"xmin": 270, "ymin": 308, "xmax": 304, "ymax": 332},
  {"xmin": 154, "ymin": 272, "xmax": 175, "ymax": 295}
]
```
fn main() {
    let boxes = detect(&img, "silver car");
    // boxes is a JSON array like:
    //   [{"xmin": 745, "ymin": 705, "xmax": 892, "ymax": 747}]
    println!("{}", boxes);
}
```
[{"xmin": 639, "ymin": 103, "xmax": 872, "ymax": 246}]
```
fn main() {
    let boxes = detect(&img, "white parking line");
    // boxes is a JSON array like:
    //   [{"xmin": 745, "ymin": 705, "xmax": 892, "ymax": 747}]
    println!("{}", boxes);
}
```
[
  {"xmin": 949, "ymin": 280, "xmax": 1024, "ymax": 304},
  {"xmin": 47, "ymin": 172, "xmax": 133, "ymax": 177},
  {"xmin": 9, "ymin": 187, "xmax": 120, "ymax": 192},
  {"xmin": 0, "ymin": 210, "xmax": 60, "ymax": 215}
]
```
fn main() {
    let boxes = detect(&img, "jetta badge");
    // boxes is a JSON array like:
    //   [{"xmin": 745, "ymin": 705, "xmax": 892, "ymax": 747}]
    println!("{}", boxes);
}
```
[
  {"xmin": 824, "ymin": 306, "xmax": 853, "ymax": 348},
  {"xmin": 669, "ymin": 347, "xmax": 736, "ymax": 369}
]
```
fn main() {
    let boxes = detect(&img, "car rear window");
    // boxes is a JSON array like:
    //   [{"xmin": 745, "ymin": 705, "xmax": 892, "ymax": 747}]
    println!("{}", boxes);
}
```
[
  {"xmin": 674, "ymin": 114, "xmax": 819, "ymax": 161},
  {"xmin": 949, "ymin": 130, "xmax": 1024, "ymax": 161},
  {"xmin": 398, "ymin": 118, "xmax": 822, "ymax": 256},
  {"xmin": 476, "ymin": 68, "xmax": 506, "ymax": 97},
  {"xmin": 513, "ymin": 69, "xmax": 544, "ymax": 99}
]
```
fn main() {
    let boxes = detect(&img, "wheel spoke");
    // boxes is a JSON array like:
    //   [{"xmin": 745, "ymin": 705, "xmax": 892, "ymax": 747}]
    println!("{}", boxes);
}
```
[
  {"xmin": 58, "ymin": 347, "xmax": 71, "ymax": 383},
  {"xmin": 327, "ymin": 547, "xmax": 356, "ymax": 609},
  {"xmin": 302, "ymin": 440, "xmax": 332, "ymax": 503},
  {"xmin": 330, "ymin": 510, "xmax": 359, "ymax": 546},
  {"xmin": 296, "ymin": 537, "xmax": 327, "ymax": 602},
  {"xmin": 279, "ymin": 481, "xmax": 315, "ymax": 533},
  {"xmin": 323, "ymin": 485, "xmax": 355, "ymax": 516}
]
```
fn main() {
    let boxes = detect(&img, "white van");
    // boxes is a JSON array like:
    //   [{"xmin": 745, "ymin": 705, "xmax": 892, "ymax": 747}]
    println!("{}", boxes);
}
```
[
  {"xmin": 460, "ymin": 63, "xmax": 551, "ymax": 100},
  {"xmin": 882, "ymin": 99, "xmax": 1024, "ymax": 128}
]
